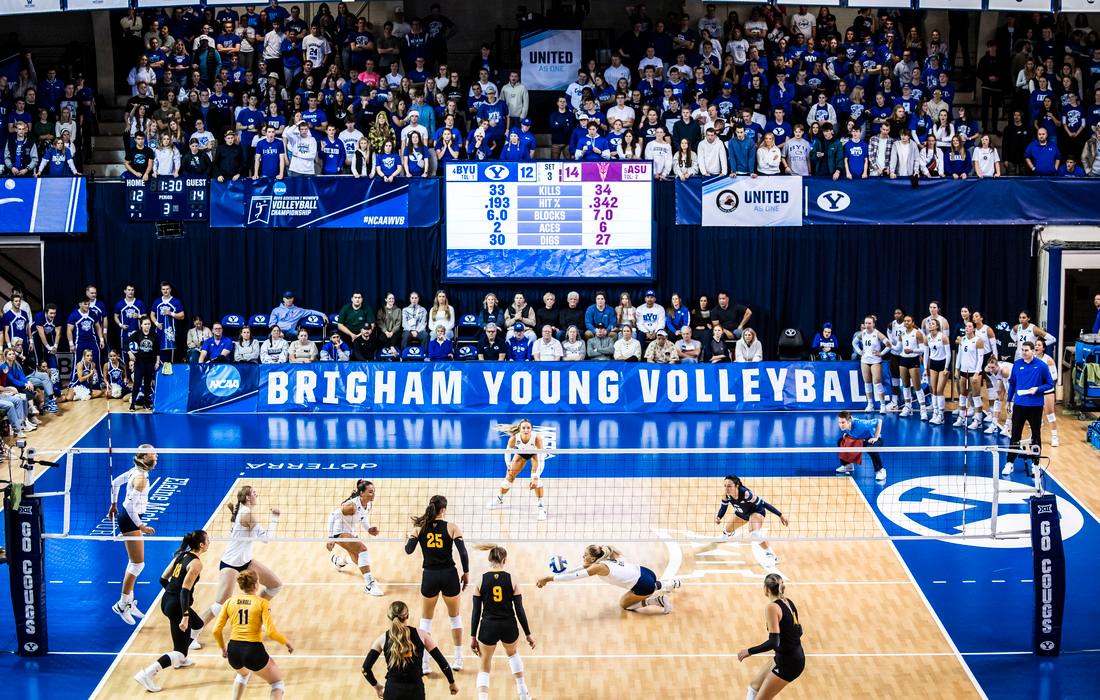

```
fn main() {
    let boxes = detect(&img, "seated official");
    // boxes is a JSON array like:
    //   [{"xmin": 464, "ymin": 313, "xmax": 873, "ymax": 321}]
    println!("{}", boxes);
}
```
[
  {"xmin": 586, "ymin": 322, "xmax": 614, "ymax": 360},
  {"xmin": 477, "ymin": 323, "xmax": 507, "ymax": 360},
  {"xmin": 320, "ymin": 330, "xmax": 351, "ymax": 361},
  {"xmin": 197, "ymin": 322, "xmax": 233, "ymax": 363}
]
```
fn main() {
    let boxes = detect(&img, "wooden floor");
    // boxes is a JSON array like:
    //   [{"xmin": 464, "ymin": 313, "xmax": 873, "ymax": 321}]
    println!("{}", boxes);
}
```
[{"xmin": 13, "ymin": 399, "xmax": 1100, "ymax": 700}]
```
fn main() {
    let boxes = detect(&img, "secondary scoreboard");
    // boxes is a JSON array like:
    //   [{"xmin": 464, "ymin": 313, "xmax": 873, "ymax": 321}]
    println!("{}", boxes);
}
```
[
  {"xmin": 126, "ymin": 177, "xmax": 209, "ymax": 221},
  {"xmin": 444, "ymin": 161, "xmax": 653, "ymax": 280}
]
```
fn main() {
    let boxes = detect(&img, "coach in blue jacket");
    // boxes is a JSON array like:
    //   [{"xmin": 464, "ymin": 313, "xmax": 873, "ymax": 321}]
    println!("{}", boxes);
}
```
[{"xmin": 1001, "ymin": 341, "xmax": 1054, "ymax": 477}]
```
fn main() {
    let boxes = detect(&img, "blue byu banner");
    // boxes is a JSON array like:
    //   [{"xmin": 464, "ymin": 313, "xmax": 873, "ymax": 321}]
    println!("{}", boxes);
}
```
[
  {"xmin": 676, "ymin": 177, "xmax": 1100, "ymax": 227},
  {"xmin": 521, "ymin": 30, "xmax": 581, "ymax": 91},
  {"xmin": 1030, "ymin": 493, "xmax": 1065, "ymax": 656},
  {"xmin": 211, "ymin": 177, "xmax": 440, "ymax": 229},
  {"xmin": 159, "ymin": 361, "xmax": 869, "ymax": 414},
  {"xmin": 0, "ymin": 177, "xmax": 86, "ymax": 233}
]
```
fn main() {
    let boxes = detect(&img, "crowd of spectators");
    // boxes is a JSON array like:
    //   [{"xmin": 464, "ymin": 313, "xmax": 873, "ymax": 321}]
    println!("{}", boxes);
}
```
[{"xmin": 99, "ymin": 2, "xmax": 1100, "ymax": 180}]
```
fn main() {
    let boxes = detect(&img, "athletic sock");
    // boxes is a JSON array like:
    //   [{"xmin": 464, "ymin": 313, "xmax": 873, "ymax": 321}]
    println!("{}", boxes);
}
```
[
  {"xmin": 643, "ymin": 595, "xmax": 661, "ymax": 607},
  {"xmin": 625, "ymin": 601, "xmax": 644, "ymax": 611},
  {"xmin": 915, "ymin": 389, "xmax": 926, "ymax": 407},
  {"xmin": 902, "ymin": 386, "xmax": 911, "ymax": 403},
  {"xmin": 863, "ymin": 382, "xmax": 873, "ymax": 400},
  {"xmin": 746, "ymin": 687, "xmax": 758, "ymax": 700}
]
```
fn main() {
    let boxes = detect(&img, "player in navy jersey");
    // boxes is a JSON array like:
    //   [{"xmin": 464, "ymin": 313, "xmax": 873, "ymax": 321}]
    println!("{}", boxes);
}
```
[
  {"xmin": 318, "ymin": 124, "xmax": 345, "ymax": 174},
  {"xmin": 113, "ymin": 285, "xmax": 147, "ymax": 351},
  {"xmin": 716, "ymin": 475, "xmax": 789, "ymax": 570},
  {"xmin": 405, "ymin": 495, "xmax": 469, "ymax": 674},
  {"xmin": 150, "ymin": 282, "xmax": 184, "ymax": 363},
  {"xmin": 253, "ymin": 126, "xmax": 288, "ymax": 179},
  {"xmin": 471, "ymin": 544, "xmax": 534, "ymax": 700},
  {"xmin": 67, "ymin": 298, "xmax": 104, "ymax": 368}
]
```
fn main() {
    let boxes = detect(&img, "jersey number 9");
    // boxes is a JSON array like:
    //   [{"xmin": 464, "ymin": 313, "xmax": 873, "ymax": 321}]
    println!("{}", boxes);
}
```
[{"xmin": 491, "ymin": 585, "xmax": 503, "ymax": 602}]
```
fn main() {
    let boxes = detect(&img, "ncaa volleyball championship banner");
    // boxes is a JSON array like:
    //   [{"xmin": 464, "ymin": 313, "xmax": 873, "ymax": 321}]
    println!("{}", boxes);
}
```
[
  {"xmin": 521, "ymin": 30, "xmax": 581, "ymax": 91},
  {"xmin": 163, "ymin": 361, "xmax": 869, "ymax": 414},
  {"xmin": 211, "ymin": 177, "xmax": 440, "ymax": 229},
  {"xmin": 0, "ymin": 177, "xmax": 86, "ymax": 234}
]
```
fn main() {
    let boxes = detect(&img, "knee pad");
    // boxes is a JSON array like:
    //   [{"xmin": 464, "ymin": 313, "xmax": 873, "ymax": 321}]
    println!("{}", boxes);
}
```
[
  {"xmin": 264, "ymin": 585, "xmax": 282, "ymax": 599},
  {"xmin": 449, "ymin": 615, "xmax": 463, "ymax": 630},
  {"xmin": 477, "ymin": 671, "xmax": 491, "ymax": 688},
  {"xmin": 500, "ymin": 478, "xmax": 513, "ymax": 489},
  {"xmin": 419, "ymin": 618, "xmax": 433, "ymax": 632},
  {"xmin": 209, "ymin": 602, "xmax": 223, "ymax": 618},
  {"xmin": 235, "ymin": 673, "xmax": 251, "ymax": 686},
  {"xmin": 507, "ymin": 654, "xmax": 524, "ymax": 675},
  {"xmin": 271, "ymin": 681, "xmax": 284, "ymax": 690},
  {"xmin": 357, "ymin": 551, "xmax": 371, "ymax": 568},
  {"xmin": 125, "ymin": 561, "xmax": 145, "ymax": 578},
  {"xmin": 167, "ymin": 650, "xmax": 186, "ymax": 668},
  {"xmin": 750, "ymin": 528, "xmax": 767, "ymax": 543}
]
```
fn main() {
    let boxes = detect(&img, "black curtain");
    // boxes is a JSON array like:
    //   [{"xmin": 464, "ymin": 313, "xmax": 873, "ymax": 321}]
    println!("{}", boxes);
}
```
[{"xmin": 45, "ymin": 181, "xmax": 1035, "ymax": 354}]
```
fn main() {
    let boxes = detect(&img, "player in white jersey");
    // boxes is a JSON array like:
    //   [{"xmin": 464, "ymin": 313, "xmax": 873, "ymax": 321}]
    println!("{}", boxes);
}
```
[
  {"xmin": 924, "ymin": 319, "xmax": 952, "ymax": 424},
  {"xmin": 971, "ymin": 311, "xmax": 1000, "ymax": 425},
  {"xmin": 886, "ymin": 309, "xmax": 906, "ymax": 410},
  {"xmin": 953, "ymin": 321, "xmax": 986, "ymax": 429},
  {"xmin": 107, "ymin": 445, "xmax": 158, "ymax": 625},
  {"xmin": 1011, "ymin": 311, "xmax": 1056, "ymax": 360},
  {"xmin": 983, "ymin": 355, "xmax": 1015, "ymax": 437},
  {"xmin": 1034, "ymin": 338, "xmax": 1060, "ymax": 447},
  {"xmin": 896, "ymin": 315, "xmax": 928, "ymax": 420},
  {"xmin": 488, "ymin": 419, "xmax": 548, "ymax": 521},
  {"xmin": 195, "ymin": 485, "xmax": 284, "ymax": 647},
  {"xmin": 535, "ymin": 544, "xmax": 680, "ymax": 614},
  {"xmin": 852, "ymin": 316, "xmax": 891, "ymax": 413},
  {"xmin": 327, "ymin": 479, "xmax": 384, "ymax": 596}
]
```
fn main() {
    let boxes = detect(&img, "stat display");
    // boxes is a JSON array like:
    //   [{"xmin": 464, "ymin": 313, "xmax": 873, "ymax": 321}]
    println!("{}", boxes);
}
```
[
  {"xmin": 126, "ymin": 177, "xmax": 210, "ymax": 221},
  {"xmin": 444, "ymin": 161, "xmax": 653, "ymax": 280}
]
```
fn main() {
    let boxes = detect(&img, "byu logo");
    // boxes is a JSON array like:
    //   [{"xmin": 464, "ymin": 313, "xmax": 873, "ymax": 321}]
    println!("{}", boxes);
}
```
[
  {"xmin": 23, "ymin": 642, "xmax": 38, "ymax": 653},
  {"xmin": 248, "ymin": 196, "xmax": 272, "ymax": 225},
  {"xmin": 1039, "ymin": 641, "xmax": 1055, "ymax": 651},
  {"xmin": 205, "ymin": 365, "xmax": 243, "ymax": 397},
  {"xmin": 1037, "ymin": 504, "xmax": 1053, "ymax": 514},
  {"xmin": 816, "ymin": 190, "xmax": 850, "ymax": 212},
  {"xmin": 485, "ymin": 164, "xmax": 509, "ymax": 181}
]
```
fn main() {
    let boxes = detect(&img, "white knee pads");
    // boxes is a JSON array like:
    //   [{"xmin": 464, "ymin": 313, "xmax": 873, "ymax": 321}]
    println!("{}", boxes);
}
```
[
  {"xmin": 235, "ymin": 673, "xmax": 251, "ymax": 686},
  {"xmin": 477, "ymin": 671, "xmax": 491, "ymax": 688},
  {"xmin": 508, "ymin": 654, "xmax": 524, "ymax": 675},
  {"xmin": 126, "ymin": 561, "xmax": 145, "ymax": 578},
  {"xmin": 449, "ymin": 615, "xmax": 463, "ymax": 630},
  {"xmin": 209, "ymin": 602, "xmax": 223, "ymax": 617},
  {"xmin": 500, "ymin": 478, "xmax": 513, "ymax": 490},
  {"xmin": 750, "ymin": 527, "xmax": 768, "ymax": 543},
  {"xmin": 357, "ymin": 551, "xmax": 371, "ymax": 568},
  {"xmin": 271, "ymin": 681, "xmax": 285, "ymax": 690},
  {"xmin": 264, "ymin": 585, "xmax": 282, "ymax": 598},
  {"xmin": 167, "ymin": 650, "xmax": 186, "ymax": 668},
  {"xmin": 419, "ymin": 618, "xmax": 433, "ymax": 632}
]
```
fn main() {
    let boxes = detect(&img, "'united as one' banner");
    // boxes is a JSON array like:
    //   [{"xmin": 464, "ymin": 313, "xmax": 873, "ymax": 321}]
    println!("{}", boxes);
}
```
[
  {"xmin": 211, "ymin": 177, "xmax": 440, "ymax": 229},
  {"xmin": 521, "ymin": 30, "xmax": 581, "ymax": 91},
  {"xmin": 700, "ymin": 175, "xmax": 802, "ymax": 227}
]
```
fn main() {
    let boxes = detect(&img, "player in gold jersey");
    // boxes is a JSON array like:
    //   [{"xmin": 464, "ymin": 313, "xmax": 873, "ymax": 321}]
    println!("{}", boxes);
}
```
[{"xmin": 213, "ymin": 569, "xmax": 295, "ymax": 700}]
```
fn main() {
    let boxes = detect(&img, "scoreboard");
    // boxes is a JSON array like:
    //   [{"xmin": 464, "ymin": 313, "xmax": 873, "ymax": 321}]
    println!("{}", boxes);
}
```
[
  {"xmin": 126, "ymin": 177, "xmax": 209, "ymax": 221},
  {"xmin": 444, "ymin": 161, "xmax": 653, "ymax": 280}
]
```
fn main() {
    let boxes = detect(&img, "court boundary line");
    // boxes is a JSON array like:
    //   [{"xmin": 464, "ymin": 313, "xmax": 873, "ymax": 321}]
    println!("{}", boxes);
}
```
[
  {"xmin": 849, "ymin": 479, "xmax": 989, "ymax": 700},
  {"xmin": 46, "ymin": 649, "xmax": 1100, "ymax": 659},
  {"xmin": 88, "ymin": 478, "xmax": 240, "ymax": 700}
]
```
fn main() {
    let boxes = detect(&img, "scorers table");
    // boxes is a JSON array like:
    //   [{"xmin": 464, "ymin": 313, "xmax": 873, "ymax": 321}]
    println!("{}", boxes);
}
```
[{"xmin": 444, "ymin": 161, "xmax": 653, "ymax": 280}]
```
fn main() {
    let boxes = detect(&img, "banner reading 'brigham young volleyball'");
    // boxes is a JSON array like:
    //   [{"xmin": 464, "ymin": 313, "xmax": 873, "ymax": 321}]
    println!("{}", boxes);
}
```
[{"xmin": 520, "ymin": 30, "xmax": 581, "ymax": 91}]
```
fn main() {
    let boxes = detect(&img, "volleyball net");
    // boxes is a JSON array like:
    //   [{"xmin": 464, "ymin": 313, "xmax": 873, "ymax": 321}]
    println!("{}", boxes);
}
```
[{"xmin": 34, "ymin": 443, "xmax": 1044, "ymax": 544}]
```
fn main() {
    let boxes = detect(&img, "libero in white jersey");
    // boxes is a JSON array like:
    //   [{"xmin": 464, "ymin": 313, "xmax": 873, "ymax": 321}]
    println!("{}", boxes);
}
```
[
  {"xmin": 327, "ymin": 479, "xmax": 384, "ymax": 596},
  {"xmin": 536, "ymin": 545, "xmax": 681, "ymax": 615},
  {"xmin": 983, "ymin": 356, "xmax": 1014, "ymax": 437}
]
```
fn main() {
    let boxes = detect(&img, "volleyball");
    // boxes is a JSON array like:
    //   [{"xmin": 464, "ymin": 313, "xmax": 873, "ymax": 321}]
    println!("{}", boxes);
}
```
[{"xmin": 548, "ymin": 555, "xmax": 568, "ymax": 574}]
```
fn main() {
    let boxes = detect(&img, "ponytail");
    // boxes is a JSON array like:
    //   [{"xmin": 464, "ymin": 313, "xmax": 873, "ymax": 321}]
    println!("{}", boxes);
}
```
[
  {"xmin": 175, "ymin": 529, "xmax": 207, "ymax": 556},
  {"xmin": 724, "ymin": 474, "xmax": 743, "ymax": 488},
  {"xmin": 237, "ymin": 569, "xmax": 259, "ymax": 594},
  {"xmin": 227, "ymin": 485, "xmax": 254, "ymax": 523},
  {"xmin": 134, "ymin": 444, "xmax": 156, "ymax": 471},
  {"xmin": 764, "ymin": 572, "xmax": 786, "ymax": 601},
  {"xmin": 496, "ymin": 418, "xmax": 532, "ymax": 437},
  {"xmin": 585, "ymin": 544, "xmax": 621, "ymax": 563},
  {"xmin": 386, "ymin": 601, "xmax": 414, "ymax": 668},
  {"xmin": 348, "ymin": 479, "xmax": 373, "ymax": 502},
  {"xmin": 411, "ymin": 495, "xmax": 447, "ymax": 529},
  {"xmin": 476, "ymin": 543, "xmax": 507, "ymax": 564}
]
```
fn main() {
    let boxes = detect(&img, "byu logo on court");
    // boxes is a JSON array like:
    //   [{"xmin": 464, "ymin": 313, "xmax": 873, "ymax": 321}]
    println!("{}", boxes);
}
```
[{"xmin": 205, "ymin": 365, "xmax": 242, "ymax": 397}]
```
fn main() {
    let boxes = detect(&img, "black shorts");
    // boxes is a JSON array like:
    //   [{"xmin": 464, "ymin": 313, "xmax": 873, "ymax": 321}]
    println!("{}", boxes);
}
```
[
  {"xmin": 220, "ymin": 560, "xmax": 251, "ymax": 572},
  {"xmin": 383, "ymin": 681, "xmax": 426, "ymax": 700},
  {"xmin": 929, "ymin": 358, "xmax": 946, "ymax": 372},
  {"xmin": 117, "ymin": 512, "xmax": 144, "ymax": 534},
  {"xmin": 960, "ymin": 371, "xmax": 982, "ymax": 380},
  {"xmin": 477, "ymin": 619, "xmax": 520, "ymax": 646},
  {"xmin": 630, "ymin": 566, "xmax": 658, "ymax": 596},
  {"xmin": 733, "ymin": 504, "xmax": 765, "ymax": 521},
  {"xmin": 772, "ymin": 651, "xmax": 806, "ymax": 683},
  {"xmin": 421, "ymin": 568, "xmax": 461, "ymax": 598},
  {"xmin": 898, "ymin": 355, "xmax": 920, "ymax": 369},
  {"xmin": 227, "ymin": 640, "xmax": 270, "ymax": 672}
]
